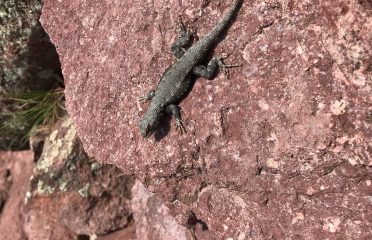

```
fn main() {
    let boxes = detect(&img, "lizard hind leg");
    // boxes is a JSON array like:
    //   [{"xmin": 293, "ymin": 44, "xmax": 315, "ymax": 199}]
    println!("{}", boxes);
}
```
[
  {"xmin": 166, "ymin": 104, "xmax": 186, "ymax": 134},
  {"xmin": 193, "ymin": 54, "xmax": 242, "ymax": 79},
  {"xmin": 192, "ymin": 58, "xmax": 220, "ymax": 80},
  {"xmin": 171, "ymin": 16, "xmax": 192, "ymax": 59}
]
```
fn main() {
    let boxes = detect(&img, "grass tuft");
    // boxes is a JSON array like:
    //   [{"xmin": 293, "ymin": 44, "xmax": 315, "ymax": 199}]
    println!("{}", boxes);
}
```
[{"xmin": 0, "ymin": 88, "xmax": 65, "ymax": 146}]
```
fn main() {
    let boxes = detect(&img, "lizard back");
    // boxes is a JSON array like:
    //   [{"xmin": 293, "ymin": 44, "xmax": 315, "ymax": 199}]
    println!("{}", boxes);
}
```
[
  {"xmin": 152, "ymin": 0, "xmax": 243, "ymax": 107},
  {"xmin": 139, "ymin": 0, "xmax": 243, "ymax": 137}
]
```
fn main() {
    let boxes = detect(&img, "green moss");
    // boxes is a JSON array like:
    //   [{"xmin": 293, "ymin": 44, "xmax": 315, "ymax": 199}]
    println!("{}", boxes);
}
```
[
  {"xmin": 37, "ymin": 180, "xmax": 54, "ymax": 195},
  {"xmin": 78, "ymin": 184, "xmax": 90, "ymax": 198},
  {"xmin": 91, "ymin": 162, "xmax": 102, "ymax": 172},
  {"xmin": 59, "ymin": 180, "xmax": 68, "ymax": 192}
]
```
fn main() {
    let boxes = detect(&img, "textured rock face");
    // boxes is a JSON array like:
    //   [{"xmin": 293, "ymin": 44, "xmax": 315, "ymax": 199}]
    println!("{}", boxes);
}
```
[
  {"xmin": 41, "ymin": 0, "xmax": 371, "ymax": 239},
  {"xmin": 132, "ymin": 180, "xmax": 193, "ymax": 240},
  {"xmin": 24, "ymin": 117, "xmax": 135, "ymax": 239},
  {"xmin": 0, "ymin": 0, "xmax": 61, "ymax": 91},
  {"xmin": 0, "ymin": 151, "xmax": 34, "ymax": 240},
  {"xmin": 22, "ymin": 117, "xmax": 186, "ymax": 240},
  {"xmin": 0, "ymin": 0, "xmax": 62, "ymax": 150},
  {"xmin": 0, "ymin": 116, "xmax": 195, "ymax": 239}
]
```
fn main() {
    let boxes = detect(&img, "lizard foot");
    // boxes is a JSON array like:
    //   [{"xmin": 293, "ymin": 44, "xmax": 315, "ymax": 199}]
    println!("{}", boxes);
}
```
[
  {"xmin": 171, "ymin": 16, "xmax": 192, "ymax": 59},
  {"xmin": 217, "ymin": 53, "xmax": 242, "ymax": 78},
  {"xmin": 138, "ymin": 96, "xmax": 149, "ymax": 102},
  {"xmin": 175, "ymin": 119, "xmax": 186, "ymax": 135},
  {"xmin": 178, "ymin": 15, "xmax": 187, "ymax": 34}
]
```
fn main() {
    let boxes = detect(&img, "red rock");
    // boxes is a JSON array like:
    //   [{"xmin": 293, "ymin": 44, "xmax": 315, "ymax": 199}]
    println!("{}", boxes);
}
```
[
  {"xmin": 40, "ymin": 0, "xmax": 372, "ymax": 239},
  {"xmin": 131, "ymin": 180, "xmax": 194, "ymax": 240},
  {"xmin": 0, "ymin": 151, "xmax": 34, "ymax": 240},
  {"xmin": 96, "ymin": 224, "xmax": 136, "ymax": 240},
  {"xmin": 23, "ymin": 117, "xmax": 134, "ymax": 239}
]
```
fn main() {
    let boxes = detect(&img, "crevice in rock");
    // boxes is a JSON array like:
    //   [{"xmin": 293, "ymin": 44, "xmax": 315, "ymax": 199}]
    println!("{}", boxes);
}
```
[
  {"xmin": 187, "ymin": 211, "xmax": 208, "ymax": 231},
  {"xmin": 256, "ymin": 21, "xmax": 274, "ymax": 35},
  {"xmin": 0, "ymin": 168, "xmax": 12, "ymax": 214},
  {"xmin": 77, "ymin": 234, "xmax": 90, "ymax": 240}
]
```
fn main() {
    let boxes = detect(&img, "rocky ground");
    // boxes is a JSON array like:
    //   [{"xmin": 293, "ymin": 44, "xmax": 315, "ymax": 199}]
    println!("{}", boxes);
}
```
[
  {"xmin": 0, "ymin": 0, "xmax": 371, "ymax": 239},
  {"xmin": 0, "ymin": 0, "xmax": 62, "ymax": 150},
  {"xmin": 0, "ymin": 0, "xmax": 61, "ymax": 91},
  {"xmin": 1, "ymin": 1, "xmax": 191, "ymax": 239},
  {"xmin": 0, "ymin": 151, "xmax": 34, "ymax": 239},
  {"xmin": 39, "ymin": 0, "xmax": 371, "ymax": 239},
  {"xmin": 0, "ymin": 117, "xmax": 192, "ymax": 240}
]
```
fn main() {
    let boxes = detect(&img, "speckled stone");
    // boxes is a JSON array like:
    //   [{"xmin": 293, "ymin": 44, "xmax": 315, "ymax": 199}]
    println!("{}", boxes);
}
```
[
  {"xmin": 0, "ymin": 0, "xmax": 61, "ymax": 91},
  {"xmin": 0, "ymin": 151, "xmax": 34, "ymax": 240},
  {"xmin": 131, "ymin": 180, "xmax": 193, "ymax": 240},
  {"xmin": 23, "ymin": 117, "xmax": 135, "ymax": 239},
  {"xmin": 41, "ymin": 0, "xmax": 372, "ymax": 239}
]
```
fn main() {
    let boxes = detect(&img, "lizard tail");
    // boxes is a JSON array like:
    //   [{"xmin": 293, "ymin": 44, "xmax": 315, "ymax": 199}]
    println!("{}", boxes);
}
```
[{"xmin": 204, "ymin": 0, "xmax": 243, "ymax": 43}]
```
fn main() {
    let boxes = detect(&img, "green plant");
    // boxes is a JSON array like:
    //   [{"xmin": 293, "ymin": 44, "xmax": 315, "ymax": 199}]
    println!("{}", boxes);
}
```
[{"xmin": 0, "ymin": 88, "xmax": 65, "ymax": 144}]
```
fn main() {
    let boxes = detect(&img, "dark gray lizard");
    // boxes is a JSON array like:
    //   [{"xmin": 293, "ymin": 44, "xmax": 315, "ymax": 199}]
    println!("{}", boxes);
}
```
[{"xmin": 139, "ymin": 0, "xmax": 243, "ymax": 138}]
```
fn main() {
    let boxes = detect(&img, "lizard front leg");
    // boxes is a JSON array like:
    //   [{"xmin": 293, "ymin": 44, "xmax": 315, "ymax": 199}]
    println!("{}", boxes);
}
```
[
  {"xmin": 139, "ymin": 89, "xmax": 155, "ymax": 102},
  {"xmin": 171, "ymin": 16, "xmax": 192, "ymax": 59},
  {"xmin": 166, "ymin": 104, "xmax": 186, "ymax": 134}
]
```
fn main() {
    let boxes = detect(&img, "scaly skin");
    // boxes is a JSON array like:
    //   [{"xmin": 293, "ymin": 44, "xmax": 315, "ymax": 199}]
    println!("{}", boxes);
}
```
[{"xmin": 139, "ymin": 0, "xmax": 243, "ymax": 137}]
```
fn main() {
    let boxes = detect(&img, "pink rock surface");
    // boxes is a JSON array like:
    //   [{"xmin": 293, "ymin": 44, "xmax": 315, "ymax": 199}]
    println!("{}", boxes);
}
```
[
  {"xmin": 41, "ymin": 0, "xmax": 372, "ymax": 239},
  {"xmin": 23, "ymin": 117, "xmax": 134, "ymax": 239},
  {"xmin": 132, "ymin": 180, "xmax": 194, "ymax": 240},
  {"xmin": 0, "ymin": 151, "xmax": 34, "ymax": 240},
  {"xmin": 96, "ymin": 224, "xmax": 136, "ymax": 240}
]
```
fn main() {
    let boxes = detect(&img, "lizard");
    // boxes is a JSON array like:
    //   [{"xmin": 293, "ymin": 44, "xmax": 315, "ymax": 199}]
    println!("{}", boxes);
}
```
[{"xmin": 139, "ymin": 0, "xmax": 243, "ymax": 138}]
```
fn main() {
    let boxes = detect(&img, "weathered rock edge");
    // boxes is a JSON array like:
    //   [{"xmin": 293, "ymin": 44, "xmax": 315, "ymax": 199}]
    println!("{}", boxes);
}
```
[{"xmin": 41, "ymin": 0, "xmax": 371, "ymax": 239}]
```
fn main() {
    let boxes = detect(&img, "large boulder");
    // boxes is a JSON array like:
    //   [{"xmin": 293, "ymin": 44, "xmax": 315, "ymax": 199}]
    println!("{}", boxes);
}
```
[
  {"xmin": 40, "ymin": 0, "xmax": 371, "ymax": 239},
  {"xmin": 0, "ymin": 151, "xmax": 34, "ymax": 240},
  {"xmin": 22, "ymin": 116, "xmax": 190, "ymax": 240},
  {"xmin": 23, "ymin": 117, "xmax": 135, "ymax": 239},
  {"xmin": 132, "ymin": 180, "xmax": 195, "ymax": 240}
]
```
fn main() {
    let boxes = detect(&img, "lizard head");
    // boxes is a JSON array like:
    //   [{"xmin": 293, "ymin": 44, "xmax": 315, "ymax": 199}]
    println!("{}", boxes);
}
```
[{"xmin": 139, "ymin": 114, "xmax": 159, "ymax": 138}]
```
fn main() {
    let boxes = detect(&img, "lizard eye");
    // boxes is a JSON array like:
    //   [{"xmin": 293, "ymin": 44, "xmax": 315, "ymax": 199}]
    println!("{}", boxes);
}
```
[{"xmin": 144, "ymin": 125, "xmax": 152, "ymax": 137}]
